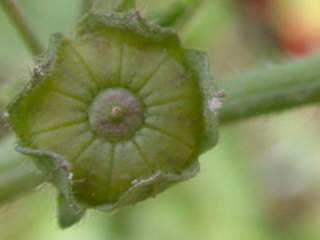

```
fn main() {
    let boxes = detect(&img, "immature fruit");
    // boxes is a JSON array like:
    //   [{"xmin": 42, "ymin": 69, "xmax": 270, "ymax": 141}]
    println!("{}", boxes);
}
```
[{"xmin": 8, "ymin": 11, "xmax": 219, "ymax": 228}]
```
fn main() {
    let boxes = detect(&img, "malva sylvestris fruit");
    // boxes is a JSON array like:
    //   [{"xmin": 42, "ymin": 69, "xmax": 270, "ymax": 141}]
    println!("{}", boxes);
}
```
[{"xmin": 7, "ymin": 10, "xmax": 219, "ymax": 228}]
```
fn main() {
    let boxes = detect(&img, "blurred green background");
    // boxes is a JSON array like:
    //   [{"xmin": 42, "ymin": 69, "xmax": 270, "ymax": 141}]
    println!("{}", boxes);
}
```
[{"xmin": 1, "ymin": 0, "xmax": 320, "ymax": 239}]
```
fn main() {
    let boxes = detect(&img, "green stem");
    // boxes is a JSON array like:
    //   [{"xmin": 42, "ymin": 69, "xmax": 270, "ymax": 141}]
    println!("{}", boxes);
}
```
[
  {"xmin": 0, "ymin": 160, "xmax": 44, "ymax": 205},
  {"xmin": 218, "ymin": 54, "xmax": 320, "ymax": 125},
  {"xmin": 154, "ymin": 2, "xmax": 186, "ymax": 27},
  {"xmin": 154, "ymin": 0, "xmax": 203, "ymax": 28},
  {"xmin": 81, "ymin": 0, "xmax": 94, "ymax": 15},
  {"xmin": 0, "ymin": 137, "xmax": 44, "ymax": 205},
  {"xmin": 116, "ymin": 0, "xmax": 135, "ymax": 11},
  {"xmin": 0, "ymin": 101, "xmax": 7, "ymax": 140},
  {"xmin": 93, "ymin": 0, "xmax": 135, "ymax": 12},
  {"xmin": 0, "ymin": 0, "xmax": 43, "ymax": 56}
]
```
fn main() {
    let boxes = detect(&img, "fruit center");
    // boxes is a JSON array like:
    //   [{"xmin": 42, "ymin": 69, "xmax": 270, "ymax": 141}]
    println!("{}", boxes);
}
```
[
  {"xmin": 89, "ymin": 88, "xmax": 144, "ymax": 142},
  {"xmin": 109, "ymin": 106, "xmax": 125, "ymax": 121}
]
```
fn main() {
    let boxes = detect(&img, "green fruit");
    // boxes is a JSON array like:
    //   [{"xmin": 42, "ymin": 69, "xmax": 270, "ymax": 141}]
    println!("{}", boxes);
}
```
[{"xmin": 7, "ymin": 10, "xmax": 219, "ymax": 228}]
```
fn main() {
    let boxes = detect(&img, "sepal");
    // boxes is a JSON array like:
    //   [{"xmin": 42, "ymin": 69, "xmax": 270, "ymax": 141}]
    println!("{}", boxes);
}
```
[
  {"xmin": 16, "ymin": 145, "xmax": 86, "ymax": 226},
  {"xmin": 185, "ymin": 49, "xmax": 220, "ymax": 152},
  {"xmin": 58, "ymin": 194, "xmax": 86, "ymax": 229}
]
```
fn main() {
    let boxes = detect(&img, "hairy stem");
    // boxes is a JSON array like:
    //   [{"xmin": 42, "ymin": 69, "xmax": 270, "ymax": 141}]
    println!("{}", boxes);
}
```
[
  {"xmin": 0, "ymin": 0, "xmax": 43, "ymax": 55},
  {"xmin": 218, "ymin": 54, "xmax": 320, "ymax": 125}
]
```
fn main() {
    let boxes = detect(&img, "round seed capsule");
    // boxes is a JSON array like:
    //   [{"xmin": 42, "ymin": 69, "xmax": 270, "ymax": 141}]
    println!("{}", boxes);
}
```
[{"xmin": 8, "ymin": 11, "xmax": 219, "ymax": 227}]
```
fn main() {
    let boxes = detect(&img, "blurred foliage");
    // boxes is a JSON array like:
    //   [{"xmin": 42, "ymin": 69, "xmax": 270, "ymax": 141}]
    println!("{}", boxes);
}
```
[{"xmin": 1, "ymin": 0, "xmax": 320, "ymax": 239}]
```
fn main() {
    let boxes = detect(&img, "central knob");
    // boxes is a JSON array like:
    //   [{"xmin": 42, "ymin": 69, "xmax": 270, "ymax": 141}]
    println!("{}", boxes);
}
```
[
  {"xmin": 109, "ymin": 106, "xmax": 125, "ymax": 121},
  {"xmin": 89, "ymin": 88, "xmax": 144, "ymax": 142}
]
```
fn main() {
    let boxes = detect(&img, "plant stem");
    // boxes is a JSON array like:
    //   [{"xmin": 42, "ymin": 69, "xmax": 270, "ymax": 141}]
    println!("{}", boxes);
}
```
[
  {"xmin": 218, "ymin": 54, "xmax": 320, "ymax": 125},
  {"xmin": 92, "ymin": 0, "xmax": 135, "ymax": 11},
  {"xmin": 154, "ymin": 0, "xmax": 203, "ymax": 28},
  {"xmin": 0, "ymin": 160, "xmax": 44, "ymax": 205},
  {"xmin": 81, "ymin": 0, "xmax": 94, "ymax": 16},
  {"xmin": 116, "ymin": 0, "xmax": 135, "ymax": 11},
  {"xmin": 0, "ymin": 137, "xmax": 44, "ymax": 205},
  {"xmin": 0, "ymin": 0, "xmax": 43, "ymax": 56}
]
